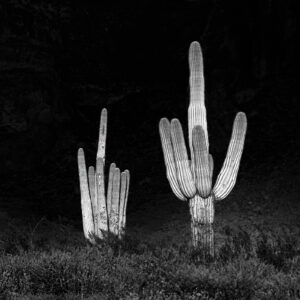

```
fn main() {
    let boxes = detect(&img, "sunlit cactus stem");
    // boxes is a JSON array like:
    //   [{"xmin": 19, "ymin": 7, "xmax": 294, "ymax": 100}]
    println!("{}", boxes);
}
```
[
  {"xmin": 159, "ymin": 41, "xmax": 247, "ymax": 258},
  {"xmin": 189, "ymin": 195, "xmax": 214, "ymax": 257},
  {"xmin": 77, "ymin": 108, "xmax": 130, "ymax": 244}
]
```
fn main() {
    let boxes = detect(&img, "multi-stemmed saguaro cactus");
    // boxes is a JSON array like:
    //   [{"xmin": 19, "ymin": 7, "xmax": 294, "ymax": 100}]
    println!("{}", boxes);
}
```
[
  {"xmin": 159, "ymin": 41, "xmax": 247, "ymax": 257},
  {"xmin": 77, "ymin": 108, "xmax": 130, "ymax": 244}
]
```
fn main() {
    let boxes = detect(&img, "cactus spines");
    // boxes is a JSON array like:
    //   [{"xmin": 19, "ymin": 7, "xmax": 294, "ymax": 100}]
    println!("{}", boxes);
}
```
[
  {"xmin": 77, "ymin": 108, "xmax": 130, "ymax": 243},
  {"xmin": 159, "ymin": 41, "xmax": 247, "ymax": 257}
]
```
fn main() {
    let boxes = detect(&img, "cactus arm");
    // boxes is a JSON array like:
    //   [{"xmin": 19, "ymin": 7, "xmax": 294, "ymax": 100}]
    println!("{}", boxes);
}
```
[
  {"xmin": 192, "ymin": 126, "xmax": 212, "ymax": 197},
  {"xmin": 170, "ymin": 119, "xmax": 197, "ymax": 198},
  {"xmin": 88, "ymin": 166, "xmax": 97, "ymax": 232},
  {"xmin": 110, "ymin": 167, "xmax": 121, "ymax": 236},
  {"xmin": 159, "ymin": 118, "xmax": 186, "ymax": 200},
  {"xmin": 96, "ymin": 108, "xmax": 107, "ymax": 163},
  {"xmin": 213, "ymin": 112, "xmax": 247, "ymax": 200},
  {"xmin": 106, "ymin": 163, "xmax": 116, "ymax": 218},
  {"xmin": 188, "ymin": 41, "xmax": 209, "ymax": 156},
  {"xmin": 77, "ymin": 148, "xmax": 95, "ymax": 243},
  {"xmin": 96, "ymin": 157, "xmax": 108, "ymax": 237},
  {"xmin": 122, "ymin": 170, "xmax": 130, "ymax": 233},
  {"xmin": 118, "ymin": 171, "xmax": 127, "ymax": 239}
]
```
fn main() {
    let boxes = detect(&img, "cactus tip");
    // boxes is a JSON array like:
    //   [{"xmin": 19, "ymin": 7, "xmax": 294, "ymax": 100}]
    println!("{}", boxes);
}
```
[
  {"xmin": 171, "ymin": 118, "xmax": 181, "ymax": 125},
  {"xmin": 160, "ymin": 117, "xmax": 170, "ymax": 125},
  {"xmin": 235, "ymin": 111, "xmax": 247, "ymax": 128},
  {"xmin": 190, "ymin": 41, "xmax": 200, "ymax": 49}
]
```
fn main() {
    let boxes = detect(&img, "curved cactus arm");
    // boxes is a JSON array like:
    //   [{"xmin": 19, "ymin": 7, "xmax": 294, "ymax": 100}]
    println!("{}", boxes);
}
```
[
  {"xmin": 96, "ymin": 157, "xmax": 108, "ymax": 238},
  {"xmin": 159, "ymin": 118, "xmax": 186, "ymax": 200},
  {"xmin": 109, "ymin": 167, "xmax": 121, "ymax": 236},
  {"xmin": 97, "ymin": 108, "xmax": 107, "ymax": 163},
  {"xmin": 213, "ymin": 112, "xmax": 247, "ymax": 200},
  {"xmin": 188, "ymin": 41, "xmax": 209, "ymax": 158},
  {"xmin": 171, "ymin": 119, "xmax": 196, "ymax": 198},
  {"xmin": 118, "ymin": 170, "xmax": 127, "ymax": 239},
  {"xmin": 88, "ymin": 166, "xmax": 97, "ymax": 232},
  {"xmin": 77, "ymin": 148, "xmax": 95, "ymax": 243},
  {"xmin": 106, "ymin": 163, "xmax": 116, "ymax": 218},
  {"xmin": 192, "ymin": 126, "xmax": 212, "ymax": 197}
]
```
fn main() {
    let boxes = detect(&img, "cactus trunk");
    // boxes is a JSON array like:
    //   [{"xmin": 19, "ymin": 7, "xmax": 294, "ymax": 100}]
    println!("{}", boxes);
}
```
[
  {"xmin": 191, "ymin": 222, "xmax": 214, "ymax": 258},
  {"xmin": 189, "ymin": 195, "xmax": 214, "ymax": 257}
]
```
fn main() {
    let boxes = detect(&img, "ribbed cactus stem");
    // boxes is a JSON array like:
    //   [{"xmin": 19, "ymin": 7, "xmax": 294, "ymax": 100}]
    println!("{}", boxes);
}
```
[
  {"xmin": 106, "ymin": 163, "xmax": 116, "ymax": 217},
  {"xmin": 159, "ymin": 118, "xmax": 186, "ymax": 201},
  {"xmin": 213, "ymin": 112, "xmax": 247, "ymax": 200},
  {"xmin": 170, "ymin": 119, "xmax": 196, "ymax": 198},
  {"xmin": 96, "ymin": 157, "xmax": 108, "ymax": 238},
  {"xmin": 77, "ymin": 148, "xmax": 95, "ymax": 243},
  {"xmin": 88, "ymin": 166, "xmax": 97, "ymax": 232},
  {"xmin": 118, "ymin": 170, "xmax": 130, "ymax": 239},
  {"xmin": 109, "ymin": 167, "xmax": 120, "ymax": 236},
  {"xmin": 159, "ymin": 41, "xmax": 247, "ymax": 258},
  {"xmin": 188, "ymin": 41, "xmax": 208, "ymax": 154},
  {"xmin": 97, "ymin": 108, "xmax": 107, "ymax": 162},
  {"xmin": 122, "ymin": 170, "xmax": 130, "ymax": 235},
  {"xmin": 192, "ymin": 126, "xmax": 211, "ymax": 197},
  {"xmin": 77, "ymin": 108, "xmax": 130, "ymax": 242}
]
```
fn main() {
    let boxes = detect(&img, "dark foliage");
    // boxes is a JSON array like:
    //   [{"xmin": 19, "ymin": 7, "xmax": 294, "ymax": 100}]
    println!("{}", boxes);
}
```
[
  {"xmin": 0, "ymin": 0, "xmax": 297, "ymax": 219},
  {"xmin": 0, "ymin": 219, "xmax": 299, "ymax": 299}
]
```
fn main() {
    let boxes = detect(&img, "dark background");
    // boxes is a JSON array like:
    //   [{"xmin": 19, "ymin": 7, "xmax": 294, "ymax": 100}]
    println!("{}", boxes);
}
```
[{"xmin": 0, "ymin": 0, "xmax": 297, "ymax": 222}]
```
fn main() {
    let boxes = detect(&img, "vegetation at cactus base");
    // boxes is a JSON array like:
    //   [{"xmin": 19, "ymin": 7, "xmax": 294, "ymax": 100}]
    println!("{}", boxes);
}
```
[
  {"xmin": 0, "ymin": 223, "xmax": 299, "ymax": 299},
  {"xmin": 0, "ymin": 164, "xmax": 299, "ymax": 299}
]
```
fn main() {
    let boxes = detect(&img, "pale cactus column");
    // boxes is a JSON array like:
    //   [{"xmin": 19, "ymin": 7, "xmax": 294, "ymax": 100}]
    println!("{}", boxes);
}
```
[
  {"xmin": 77, "ymin": 108, "xmax": 130, "ymax": 243},
  {"xmin": 159, "ymin": 41, "xmax": 247, "ymax": 258}
]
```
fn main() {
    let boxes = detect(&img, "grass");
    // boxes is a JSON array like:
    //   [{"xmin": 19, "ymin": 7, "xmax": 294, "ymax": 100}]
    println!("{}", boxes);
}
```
[
  {"xmin": 0, "ymin": 162, "xmax": 299, "ymax": 299},
  {"xmin": 0, "ymin": 216, "xmax": 299, "ymax": 299}
]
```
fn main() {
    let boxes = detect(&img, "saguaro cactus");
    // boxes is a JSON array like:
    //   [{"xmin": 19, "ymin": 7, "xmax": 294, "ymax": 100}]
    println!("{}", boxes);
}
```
[
  {"xmin": 159, "ymin": 41, "xmax": 247, "ymax": 257},
  {"xmin": 77, "ymin": 108, "xmax": 130, "ymax": 243}
]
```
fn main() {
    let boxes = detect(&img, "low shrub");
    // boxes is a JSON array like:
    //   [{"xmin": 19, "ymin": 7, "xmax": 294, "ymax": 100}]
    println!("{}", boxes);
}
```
[{"xmin": 0, "ymin": 220, "xmax": 299, "ymax": 299}]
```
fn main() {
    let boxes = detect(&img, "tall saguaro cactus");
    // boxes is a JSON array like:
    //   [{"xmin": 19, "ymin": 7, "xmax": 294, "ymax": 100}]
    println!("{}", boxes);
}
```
[
  {"xmin": 159, "ymin": 41, "xmax": 247, "ymax": 257},
  {"xmin": 77, "ymin": 108, "xmax": 130, "ymax": 244}
]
